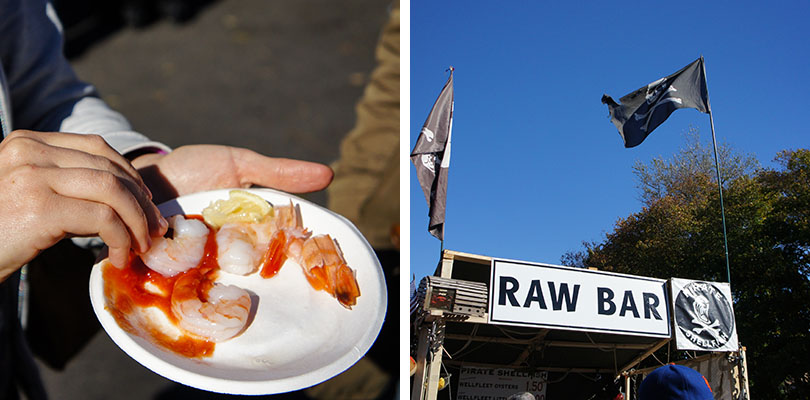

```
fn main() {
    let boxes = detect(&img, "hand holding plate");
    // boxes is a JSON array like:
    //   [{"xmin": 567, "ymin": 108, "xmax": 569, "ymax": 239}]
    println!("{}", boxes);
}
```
[
  {"xmin": 0, "ymin": 130, "xmax": 166, "ymax": 280},
  {"xmin": 131, "ymin": 144, "xmax": 333, "ymax": 204}
]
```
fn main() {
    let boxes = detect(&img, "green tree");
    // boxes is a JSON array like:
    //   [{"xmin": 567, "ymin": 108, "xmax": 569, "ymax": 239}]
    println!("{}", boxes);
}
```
[{"xmin": 563, "ymin": 133, "xmax": 810, "ymax": 399}]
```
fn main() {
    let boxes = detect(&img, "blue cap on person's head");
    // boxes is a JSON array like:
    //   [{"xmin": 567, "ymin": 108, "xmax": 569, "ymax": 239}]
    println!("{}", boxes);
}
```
[{"xmin": 638, "ymin": 364, "xmax": 713, "ymax": 400}]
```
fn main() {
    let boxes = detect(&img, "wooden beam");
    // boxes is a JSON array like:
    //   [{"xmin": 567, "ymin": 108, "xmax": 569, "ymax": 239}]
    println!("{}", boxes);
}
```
[
  {"xmin": 443, "ymin": 333, "xmax": 656, "ymax": 350},
  {"xmin": 444, "ymin": 249, "xmax": 493, "ymax": 265},
  {"xmin": 618, "ymin": 338, "xmax": 670, "ymax": 375},
  {"xmin": 624, "ymin": 347, "xmax": 750, "ymax": 377},
  {"xmin": 512, "ymin": 329, "xmax": 550, "ymax": 365},
  {"xmin": 444, "ymin": 333, "xmax": 527, "ymax": 344},
  {"xmin": 626, "ymin": 351, "xmax": 721, "ymax": 376},
  {"xmin": 545, "ymin": 340, "xmax": 653, "ymax": 350},
  {"xmin": 442, "ymin": 359, "xmax": 617, "ymax": 374}
]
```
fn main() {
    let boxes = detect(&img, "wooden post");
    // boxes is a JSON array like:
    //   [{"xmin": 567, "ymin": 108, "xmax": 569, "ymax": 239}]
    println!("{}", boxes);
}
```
[
  {"xmin": 440, "ymin": 250, "xmax": 453, "ymax": 279},
  {"xmin": 411, "ymin": 327, "xmax": 430, "ymax": 400},
  {"xmin": 625, "ymin": 374, "xmax": 631, "ymax": 400},
  {"xmin": 739, "ymin": 347, "xmax": 751, "ymax": 400},
  {"xmin": 410, "ymin": 324, "xmax": 445, "ymax": 400},
  {"xmin": 424, "ymin": 343, "xmax": 444, "ymax": 400}
]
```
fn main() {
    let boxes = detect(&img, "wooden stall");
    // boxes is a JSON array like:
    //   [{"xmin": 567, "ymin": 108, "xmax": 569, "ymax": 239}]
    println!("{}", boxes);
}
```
[{"xmin": 410, "ymin": 249, "xmax": 750, "ymax": 400}]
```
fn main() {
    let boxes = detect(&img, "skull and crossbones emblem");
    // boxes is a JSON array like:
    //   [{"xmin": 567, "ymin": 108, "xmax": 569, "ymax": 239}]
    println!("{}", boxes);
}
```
[
  {"xmin": 674, "ymin": 281, "xmax": 735, "ymax": 350},
  {"xmin": 685, "ymin": 294, "xmax": 723, "ymax": 342}
]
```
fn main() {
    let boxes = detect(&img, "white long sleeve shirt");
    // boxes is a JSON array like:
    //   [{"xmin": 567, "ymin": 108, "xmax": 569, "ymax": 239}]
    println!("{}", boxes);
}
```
[
  {"xmin": 0, "ymin": 0, "xmax": 172, "ymax": 252},
  {"xmin": 1, "ymin": 2, "xmax": 173, "ymax": 398}
]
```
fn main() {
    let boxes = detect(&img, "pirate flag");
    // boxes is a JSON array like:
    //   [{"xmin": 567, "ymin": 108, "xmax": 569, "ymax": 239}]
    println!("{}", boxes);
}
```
[
  {"xmin": 411, "ymin": 70, "xmax": 454, "ymax": 240},
  {"xmin": 602, "ymin": 57, "xmax": 711, "ymax": 148}
]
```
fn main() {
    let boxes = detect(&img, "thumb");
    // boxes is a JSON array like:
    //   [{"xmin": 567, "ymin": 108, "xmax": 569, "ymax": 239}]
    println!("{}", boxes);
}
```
[{"xmin": 233, "ymin": 148, "xmax": 333, "ymax": 193}]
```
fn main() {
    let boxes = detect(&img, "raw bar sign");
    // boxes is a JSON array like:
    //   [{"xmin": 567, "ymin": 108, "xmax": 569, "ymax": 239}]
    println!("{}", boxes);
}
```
[
  {"xmin": 457, "ymin": 366, "xmax": 547, "ymax": 400},
  {"xmin": 489, "ymin": 259, "xmax": 671, "ymax": 337},
  {"xmin": 671, "ymin": 278, "xmax": 738, "ymax": 352}
]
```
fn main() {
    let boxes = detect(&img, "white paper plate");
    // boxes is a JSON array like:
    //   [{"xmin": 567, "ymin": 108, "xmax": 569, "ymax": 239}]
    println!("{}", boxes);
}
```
[{"xmin": 89, "ymin": 188, "xmax": 387, "ymax": 395}]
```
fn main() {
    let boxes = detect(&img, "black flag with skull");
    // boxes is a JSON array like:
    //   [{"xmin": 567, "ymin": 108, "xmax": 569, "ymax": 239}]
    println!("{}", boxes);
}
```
[
  {"xmin": 602, "ymin": 57, "xmax": 711, "ymax": 148},
  {"xmin": 411, "ymin": 70, "xmax": 454, "ymax": 240}
]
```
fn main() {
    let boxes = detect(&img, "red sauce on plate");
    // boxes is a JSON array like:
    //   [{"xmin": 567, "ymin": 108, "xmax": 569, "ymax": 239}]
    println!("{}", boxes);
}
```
[{"xmin": 102, "ymin": 215, "xmax": 220, "ymax": 358}]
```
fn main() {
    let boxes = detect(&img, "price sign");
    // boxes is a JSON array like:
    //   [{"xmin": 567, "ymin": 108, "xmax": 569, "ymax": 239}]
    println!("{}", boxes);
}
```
[{"xmin": 457, "ymin": 366, "xmax": 548, "ymax": 400}]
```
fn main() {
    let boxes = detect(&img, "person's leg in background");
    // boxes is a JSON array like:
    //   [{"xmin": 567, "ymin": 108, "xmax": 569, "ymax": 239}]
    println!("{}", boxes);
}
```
[{"xmin": 309, "ymin": 2, "xmax": 399, "ymax": 399}]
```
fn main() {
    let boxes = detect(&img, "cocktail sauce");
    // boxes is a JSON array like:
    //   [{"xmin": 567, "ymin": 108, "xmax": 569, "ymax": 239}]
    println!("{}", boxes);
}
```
[{"xmin": 102, "ymin": 215, "xmax": 220, "ymax": 358}]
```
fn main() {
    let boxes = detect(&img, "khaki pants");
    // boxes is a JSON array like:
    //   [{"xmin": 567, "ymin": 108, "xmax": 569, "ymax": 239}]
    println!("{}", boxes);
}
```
[
  {"xmin": 315, "ymin": 2, "xmax": 399, "ymax": 399},
  {"xmin": 327, "ymin": 3, "xmax": 400, "ymax": 251}
]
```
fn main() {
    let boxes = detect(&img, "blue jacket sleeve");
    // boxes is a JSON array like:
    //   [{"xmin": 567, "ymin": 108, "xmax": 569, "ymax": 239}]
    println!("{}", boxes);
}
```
[{"xmin": 0, "ymin": 0, "xmax": 169, "ymax": 155}]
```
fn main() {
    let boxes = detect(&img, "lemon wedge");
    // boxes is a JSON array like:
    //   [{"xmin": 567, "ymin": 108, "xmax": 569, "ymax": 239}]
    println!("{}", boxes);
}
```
[{"xmin": 202, "ymin": 190, "xmax": 272, "ymax": 228}]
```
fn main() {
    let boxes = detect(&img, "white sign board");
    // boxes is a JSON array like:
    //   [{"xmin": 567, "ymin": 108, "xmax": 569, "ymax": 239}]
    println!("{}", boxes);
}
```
[
  {"xmin": 671, "ymin": 278, "xmax": 738, "ymax": 351},
  {"xmin": 489, "ymin": 259, "xmax": 671, "ymax": 338},
  {"xmin": 457, "ymin": 366, "xmax": 548, "ymax": 400}
]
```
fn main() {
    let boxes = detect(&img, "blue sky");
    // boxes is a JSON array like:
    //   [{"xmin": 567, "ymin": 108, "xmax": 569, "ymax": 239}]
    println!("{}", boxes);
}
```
[{"xmin": 409, "ymin": 1, "xmax": 810, "ymax": 281}]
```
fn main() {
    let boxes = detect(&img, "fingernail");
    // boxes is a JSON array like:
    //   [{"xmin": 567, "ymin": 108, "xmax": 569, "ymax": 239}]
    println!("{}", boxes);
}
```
[
  {"xmin": 159, "ymin": 216, "xmax": 169, "ymax": 230},
  {"xmin": 111, "ymin": 251, "xmax": 126, "ymax": 269}
]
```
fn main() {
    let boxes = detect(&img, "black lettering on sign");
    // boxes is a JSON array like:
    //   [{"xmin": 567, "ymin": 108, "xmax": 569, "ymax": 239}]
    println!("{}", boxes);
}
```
[
  {"xmin": 619, "ymin": 290, "xmax": 640, "ymax": 318},
  {"xmin": 499, "ymin": 276, "xmax": 519, "ymax": 306},
  {"xmin": 523, "ymin": 280, "xmax": 547, "ymax": 309},
  {"xmin": 598, "ymin": 287, "xmax": 616, "ymax": 315},
  {"xmin": 548, "ymin": 282, "xmax": 580, "ymax": 312},
  {"xmin": 643, "ymin": 292, "xmax": 663, "ymax": 320}
]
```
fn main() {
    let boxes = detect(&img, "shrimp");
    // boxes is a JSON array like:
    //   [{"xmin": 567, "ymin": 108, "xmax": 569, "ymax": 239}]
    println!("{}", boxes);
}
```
[
  {"xmin": 171, "ymin": 269, "xmax": 251, "ymax": 342},
  {"xmin": 141, "ymin": 215, "xmax": 210, "ymax": 277},
  {"xmin": 259, "ymin": 224, "xmax": 311, "ymax": 279},
  {"xmin": 259, "ymin": 229, "xmax": 287, "ymax": 278},
  {"xmin": 216, "ymin": 206, "xmax": 309, "ymax": 277},
  {"xmin": 225, "ymin": 201, "xmax": 310, "ymax": 278},
  {"xmin": 272, "ymin": 201, "xmax": 304, "ymax": 231},
  {"xmin": 216, "ymin": 223, "xmax": 263, "ymax": 275},
  {"xmin": 289, "ymin": 234, "xmax": 360, "ymax": 309}
]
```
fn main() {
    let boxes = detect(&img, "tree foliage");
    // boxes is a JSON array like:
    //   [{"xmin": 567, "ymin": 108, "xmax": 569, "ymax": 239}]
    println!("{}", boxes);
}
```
[
  {"xmin": 563, "ymin": 134, "xmax": 810, "ymax": 399},
  {"xmin": 633, "ymin": 127, "xmax": 760, "ymax": 205}
]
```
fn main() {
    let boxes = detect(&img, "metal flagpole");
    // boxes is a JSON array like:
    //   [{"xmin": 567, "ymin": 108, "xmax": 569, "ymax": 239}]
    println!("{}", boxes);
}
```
[
  {"xmin": 440, "ymin": 239, "xmax": 444, "ymax": 260},
  {"xmin": 708, "ymin": 111, "xmax": 731, "ymax": 283},
  {"xmin": 701, "ymin": 56, "xmax": 731, "ymax": 283},
  {"xmin": 439, "ymin": 66, "xmax": 453, "ymax": 262}
]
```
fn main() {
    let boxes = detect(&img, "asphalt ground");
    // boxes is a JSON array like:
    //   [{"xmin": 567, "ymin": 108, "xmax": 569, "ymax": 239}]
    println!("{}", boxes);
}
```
[{"xmin": 25, "ymin": 0, "xmax": 395, "ymax": 398}]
